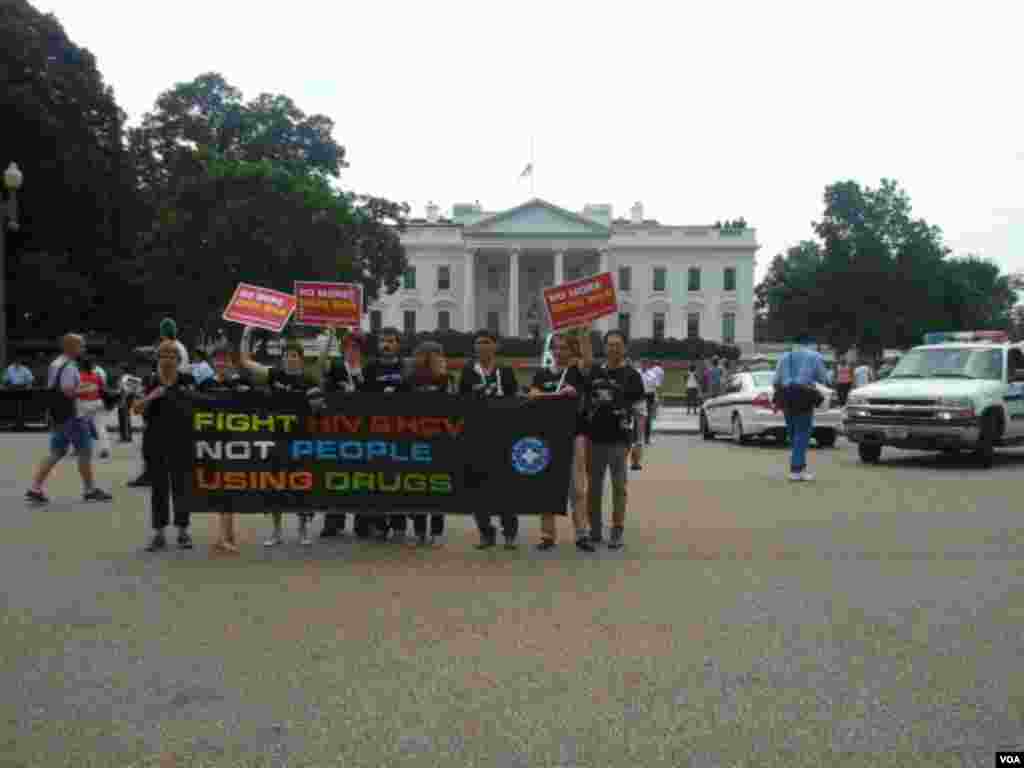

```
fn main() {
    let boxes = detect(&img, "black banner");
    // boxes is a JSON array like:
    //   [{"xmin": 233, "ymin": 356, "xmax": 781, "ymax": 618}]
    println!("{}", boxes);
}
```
[{"xmin": 183, "ymin": 393, "xmax": 576, "ymax": 515}]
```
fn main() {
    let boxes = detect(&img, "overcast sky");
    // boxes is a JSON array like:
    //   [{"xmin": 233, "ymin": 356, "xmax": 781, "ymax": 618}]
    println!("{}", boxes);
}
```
[{"xmin": 42, "ymin": 1, "xmax": 1022, "ymax": 282}]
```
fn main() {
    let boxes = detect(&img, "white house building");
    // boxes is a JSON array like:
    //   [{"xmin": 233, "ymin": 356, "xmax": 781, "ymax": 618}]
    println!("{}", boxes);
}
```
[{"xmin": 366, "ymin": 198, "xmax": 758, "ymax": 352}]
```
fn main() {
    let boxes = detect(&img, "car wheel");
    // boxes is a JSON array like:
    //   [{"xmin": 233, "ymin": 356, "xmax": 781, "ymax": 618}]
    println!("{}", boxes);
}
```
[
  {"xmin": 974, "ymin": 412, "xmax": 998, "ymax": 468},
  {"xmin": 701, "ymin": 413, "xmax": 715, "ymax": 441},
  {"xmin": 858, "ymin": 443, "xmax": 882, "ymax": 464},
  {"xmin": 816, "ymin": 430, "xmax": 837, "ymax": 448},
  {"xmin": 731, "ymin": 413, "xmax": 750, "ymax": 444}
]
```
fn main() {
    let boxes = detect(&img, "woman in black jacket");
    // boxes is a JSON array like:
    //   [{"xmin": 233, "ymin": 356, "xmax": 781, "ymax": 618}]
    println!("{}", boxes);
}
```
[{"xmin": 133, "ymin": 340, "xmax": 198, "ymax": 552}]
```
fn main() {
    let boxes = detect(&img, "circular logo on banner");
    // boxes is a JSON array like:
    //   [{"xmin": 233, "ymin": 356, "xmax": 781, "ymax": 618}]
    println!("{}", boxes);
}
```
[{"xmin": 511, "ymin": 437, "xmax": 551, "ymax": 475}]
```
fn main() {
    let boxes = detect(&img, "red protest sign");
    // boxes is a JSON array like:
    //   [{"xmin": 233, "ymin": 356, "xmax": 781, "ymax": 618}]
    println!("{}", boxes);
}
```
[
  {"xmin": 293, "ymin": 281, "xmax": 363, "ymax": 328},
  {"xmin": 543, "ymin": 272, "xmax": 618, "ymax": 331},
  {"xmin": 222, "ymin": 283, "xmax": 297, "ymax": 332}
]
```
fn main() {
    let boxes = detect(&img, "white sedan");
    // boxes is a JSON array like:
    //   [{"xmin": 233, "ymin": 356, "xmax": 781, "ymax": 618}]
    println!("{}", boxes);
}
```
[{"xmin": 700, "ymin": 371, "xmax": 843, "ymax": 446}]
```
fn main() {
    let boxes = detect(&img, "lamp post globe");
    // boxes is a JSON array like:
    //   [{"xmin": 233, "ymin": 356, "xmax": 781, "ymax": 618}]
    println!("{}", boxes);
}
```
[{"xmin": 3, "ymin": 163, "xmax": 23, "ymax": 191}]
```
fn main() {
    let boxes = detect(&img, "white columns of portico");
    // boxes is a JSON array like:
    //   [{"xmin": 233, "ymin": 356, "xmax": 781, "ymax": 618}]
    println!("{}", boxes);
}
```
[
  {"xmin": 463, "ymin": 249, "xmax": 475, "ymax": 332},
  {"xmin": 508, "ymin": 248, "xmax": 520, "ymax": 338},
  {"xmin": 553, "ymin": 249, "xmax": 565, "ymax": 286},
  {"xmin": 596, "ymin": 247, "xmax": 611, "ymax": 332}
]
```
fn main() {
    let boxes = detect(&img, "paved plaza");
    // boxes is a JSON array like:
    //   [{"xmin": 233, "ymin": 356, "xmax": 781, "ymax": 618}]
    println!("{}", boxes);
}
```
[{"xmin": 2, "ymin": 432, "xmax": 1023, "ymax": 767}]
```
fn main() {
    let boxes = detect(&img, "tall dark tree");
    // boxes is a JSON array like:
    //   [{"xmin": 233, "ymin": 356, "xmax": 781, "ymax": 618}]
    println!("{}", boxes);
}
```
[
  {"xmin": 0, "ymin": 0, "xmax": 139, "ymax": 339},
  {"xmin": 127, "ymin": 73, "xmax": 408, "ymax": 345}
]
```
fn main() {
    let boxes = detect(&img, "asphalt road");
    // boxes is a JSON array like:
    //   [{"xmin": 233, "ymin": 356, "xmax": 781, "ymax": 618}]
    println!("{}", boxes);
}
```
[{"xmin": 2, "ymin": 433, "xmax": 1023, "ymax": 767}]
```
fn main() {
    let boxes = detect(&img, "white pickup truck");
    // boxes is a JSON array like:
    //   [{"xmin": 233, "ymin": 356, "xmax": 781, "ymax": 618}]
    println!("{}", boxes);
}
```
[{"xmin": 842, "ymin": 338, "xmax": 1024, "ymax": 467}]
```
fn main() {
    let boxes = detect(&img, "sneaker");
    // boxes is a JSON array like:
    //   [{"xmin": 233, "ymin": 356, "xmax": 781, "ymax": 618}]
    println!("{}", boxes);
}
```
[
  {"xmin": 83, "ymin": 488, "xmax": 113, "ymax": 502},
  {"xmin": 536, "ymin": 539, "xmax": 556, "ymax": 551},
  {"xmin": 126, "ymin": 476, "xmax": 151, "ymax": 488},
  {"xmin": 800, "ymin": 471, "xmax": 815, "ymax": 482},
  {"xmin": 575, "ymin": 538, "xmax": 596, "ymax": 553},
  {"xmin": 25, "ymin": 489, "xmax": 49, "ymax": 504},
  {"xmin": 177, "ymin": 529, "xmax": 193, "ymax": 549},
  {"xmin": 98, "ymin": 450, "xmax": 111, "ymax": 460},
  {"xmin": 608, "ymin": 528, "xmax": 624, "ymax": 550},
  {"xmin": 264, "ymin": 530, "xmax": 283, "ymax": 547},
  {"xmin": 145, "ymin": 531, "xmax": 167, "ymax": 552},
  {"xmin": 788, "ymin": 472, "xmax": 803, "ymax": 482},
  {"xmin": 503, "ymin": 536, "xmax": 518, "ymax": 550},
  {"xmin": 476, "ymin": 536, "xmax": 497, "ymax": 550},
  {"xmin": 631, "ymin": 463, "xmax": 642, "ymax": 471}
]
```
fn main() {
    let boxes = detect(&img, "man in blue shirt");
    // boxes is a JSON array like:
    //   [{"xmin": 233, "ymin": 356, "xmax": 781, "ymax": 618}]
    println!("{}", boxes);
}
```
[
  {"xmin": 773, "ymin": 335, "xmax": 829, "ymax": 481},
  {"xmin": 3, "ymin": 359, "xmax": 34, "ymax": 388}
]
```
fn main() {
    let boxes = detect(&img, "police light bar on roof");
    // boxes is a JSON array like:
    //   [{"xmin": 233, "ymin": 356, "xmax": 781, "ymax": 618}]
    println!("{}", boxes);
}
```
[{"xmin": 923, "ymin": 331, "xmax": 1008, "ymax": 345}]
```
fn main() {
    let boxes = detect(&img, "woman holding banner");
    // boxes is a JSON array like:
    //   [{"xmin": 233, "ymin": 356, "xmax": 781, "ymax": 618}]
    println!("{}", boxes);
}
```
[
  {"xmin": 239, "ymin": 328, "xmax": 320, "ymax": 547},
  {"xmin": 133, "ymin": 340, "xmax": 198, "ymax": 552},
  {"xmin": 529, "ymin": 327, "xmax": 595, "ymax": 553},
  {"xmin": 199, "ymin": 347, "xmax": 251, "ymax": 553},
  {"xmin": 317, "ymin": 325, "xmax": 364, "ymax": 538},
  {"xmin": 401, "ymin": 341, "xmax": 456, "ymax": 546}
]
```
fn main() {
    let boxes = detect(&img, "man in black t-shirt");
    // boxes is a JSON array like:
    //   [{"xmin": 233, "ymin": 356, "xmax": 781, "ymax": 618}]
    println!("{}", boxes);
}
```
[
  {"xmin": 355, "ymin": 327, "xmax": 406, "ymax": 540},
  {"xmin": 584, "ymin": 329, "xmax": 645, "ymax": 549},
  {"xmin": 459, "ymin": 330, "xmax": 521, "ymax": 549}
]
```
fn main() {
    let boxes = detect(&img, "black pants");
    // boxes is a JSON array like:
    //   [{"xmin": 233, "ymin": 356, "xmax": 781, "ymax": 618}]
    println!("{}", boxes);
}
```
[
  {"xmin": 149, "ymin": 453, "xmax": 188, "ymax": 530},
  {"xmin": 118, "ymin": 398, "xmax": 134, "ymax": 441},
  {"xmin": 475, "ymin": 511, "xmax": 518, "ymax": 540},
  {"xmin": 836, "ymin": 383, "xmax": 852, "ymax": 406},
  {"xmin": 323, "ymin": 512, "xmax": 346, "ymax": 531},
  {"xmin": 413, "ymin": 514, "xmax": 444, "ymax": 537}
]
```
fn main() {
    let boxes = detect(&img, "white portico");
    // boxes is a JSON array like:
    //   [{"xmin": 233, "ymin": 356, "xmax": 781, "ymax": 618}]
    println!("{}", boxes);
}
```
[{"xmin": 367, "ymin": 198, "xmax": 759, "ymax": 351}]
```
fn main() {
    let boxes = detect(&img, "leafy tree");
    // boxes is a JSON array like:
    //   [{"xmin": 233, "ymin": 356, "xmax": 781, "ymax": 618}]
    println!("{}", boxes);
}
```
[
  {"xmin": 126, "ymin": 73, "xmax": 409, "ymax": 346},
  {"xmin": 0, "ymin": 0, "xmax": 138, "ymax": 340}
]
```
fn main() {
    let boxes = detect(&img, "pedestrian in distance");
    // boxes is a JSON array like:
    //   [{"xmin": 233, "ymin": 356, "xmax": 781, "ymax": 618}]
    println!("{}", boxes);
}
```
[
  {"xmin": 773, "ymin": 334, "xmax": 829, "ymax": 482},
  {"xmin": 685, "ymin": 364, "xmax": 700, "ymax": 415}
]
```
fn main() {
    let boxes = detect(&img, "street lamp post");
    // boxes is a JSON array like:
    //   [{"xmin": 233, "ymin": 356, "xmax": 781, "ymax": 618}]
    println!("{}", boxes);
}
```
[{"xmin": 1, "ymin": 162, "xmax": 24, "ymax": 369}]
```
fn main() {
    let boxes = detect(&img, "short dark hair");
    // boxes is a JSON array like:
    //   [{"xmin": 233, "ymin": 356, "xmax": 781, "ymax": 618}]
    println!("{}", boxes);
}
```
[
  {"xmin": 473, "ymin": 329, "xmax": 498, "ymax": 344},
  {"xmin": 603, "ymin": 329, "xmax": 628, "ymax": 345}
]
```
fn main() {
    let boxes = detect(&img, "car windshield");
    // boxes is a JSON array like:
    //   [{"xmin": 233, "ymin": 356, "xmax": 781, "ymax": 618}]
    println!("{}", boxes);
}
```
[
  {"xmin": 888, "ymin": 348, "xmax": 1003, "ymax": 381},
  {"xmin": 751, "ymin": 372, "xmax": 775, "ymax": 388}
]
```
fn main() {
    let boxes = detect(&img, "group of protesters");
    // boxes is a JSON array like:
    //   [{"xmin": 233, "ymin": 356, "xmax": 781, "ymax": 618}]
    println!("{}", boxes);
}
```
[{"xmin": 25, "ymin": 317, "xmax": 651, "ymax": 556}]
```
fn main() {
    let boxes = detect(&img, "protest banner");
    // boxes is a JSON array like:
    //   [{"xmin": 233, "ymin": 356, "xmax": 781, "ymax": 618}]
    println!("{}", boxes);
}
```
[
  {"xmin": 181, "ymin": 393, "xmax": 576, "ymax": 515},
  {"xmin": 294, "ymin": 281, "xmax": 363, "ymax": 328},
  {"xmin": 543, "ymin": 272, "xmax": 617, "ymax": 331},
  {"xmin": 222, "ymin": 283, "xmax": 297, "ymax": 332}
]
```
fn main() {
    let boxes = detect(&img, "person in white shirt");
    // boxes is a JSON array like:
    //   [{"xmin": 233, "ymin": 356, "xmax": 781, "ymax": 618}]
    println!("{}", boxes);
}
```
[
  {"xmin": 685, "ymin": 364, "xmax": 700, "ymax": 414},
  {"xmin": 642, "ymin": 361, "xmax": 664, "ymax": 445}
]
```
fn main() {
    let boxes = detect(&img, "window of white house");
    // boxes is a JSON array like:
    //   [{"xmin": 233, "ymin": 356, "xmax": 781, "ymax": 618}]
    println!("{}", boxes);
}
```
[
  {"xmin": 688, "ymin": 267, "xmax": 701, "ymax": 292},
  {"xmin": 618, "ymin": 266, "xmax": 632, "ymax": 292},
  {"xmin": 437, "ymin": 265, "xmax": 451, "ymax": 292},
  {"xmin": 370, "ymin": 310, "xmax": 382, "ymax": 332},
  {"xmin": 722, "ymin": 312, "xmax": 736, "ymax": 344},
  {"xmin": 723, "ymin": 267, "xmax": 736, "ymax": 292},
  {"xmin": 653, "ymin": 267, "xmax": 667, "ymax": 293},
  {"xmin": 618, "ymin": 313, "xmax": 631, "ymax": 340},
  {"xmin": 687, "ymin": 312, "xmax": 700, "ymax": 338},
  {"xmin": 487, "ymin": 266, "xmax": 500, "ymax": 293},
  {"xmin": 403, "ymin": 310, "xmax": 416, "ymax": 334},
  {"xmin": 437, "ymin": 310, "xmax": 450, "ymax": 332},
  {"xmin": 487, "ymin": 311, "xmax": 500, "ymax": 335},
  {"xmin": 653, "ymin": 312, "xmax": 666, "ymax": 340},
  {"xmin": 403, "ymin": 266, "xmax": 417, "ymax": 291}
]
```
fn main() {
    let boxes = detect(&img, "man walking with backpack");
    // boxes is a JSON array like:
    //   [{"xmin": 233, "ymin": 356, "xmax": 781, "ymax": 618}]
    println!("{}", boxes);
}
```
[
  {"xmin": 773, "ymin": 335, "xmax": 829, "ymax": 482},
  {"xmin": 25, "ymin": 334, "xmax": 113, "ymax": 504}
]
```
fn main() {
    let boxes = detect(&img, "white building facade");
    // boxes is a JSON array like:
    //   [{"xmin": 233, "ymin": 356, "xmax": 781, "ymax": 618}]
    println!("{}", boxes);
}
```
[{"xmin": 366, "ymin": 198, "xmax": 758, "ymax": 352}]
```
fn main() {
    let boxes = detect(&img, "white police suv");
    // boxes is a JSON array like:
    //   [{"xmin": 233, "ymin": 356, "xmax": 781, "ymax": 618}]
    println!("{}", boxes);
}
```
[{"xmin": 842, "ymin": 331, "xmax": 1024, "ymax": 467}]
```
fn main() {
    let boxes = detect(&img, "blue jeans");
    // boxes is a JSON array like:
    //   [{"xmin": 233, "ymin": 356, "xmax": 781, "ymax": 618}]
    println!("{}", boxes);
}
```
[{"xmin": 784, "ymin": 410, "xmax": 813, "ymax": 473}]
